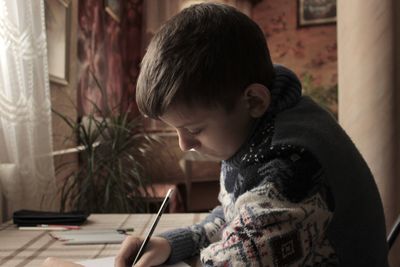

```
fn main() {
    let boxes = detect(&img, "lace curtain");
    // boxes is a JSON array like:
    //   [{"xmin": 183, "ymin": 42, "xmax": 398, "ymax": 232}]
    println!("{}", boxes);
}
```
[{"xmin": 0, "ymin": 0, "xmax": 56, "ymax": 221}]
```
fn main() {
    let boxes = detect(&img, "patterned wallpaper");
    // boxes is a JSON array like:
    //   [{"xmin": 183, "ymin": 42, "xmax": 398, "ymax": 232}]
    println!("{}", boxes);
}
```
[
  {"xmin": 253, "ymin": 0, "xmax": 337, "ymax": 87},
  {"xmin": 252, "ymin": 0, "xmax": 337, "ymax": 115}
]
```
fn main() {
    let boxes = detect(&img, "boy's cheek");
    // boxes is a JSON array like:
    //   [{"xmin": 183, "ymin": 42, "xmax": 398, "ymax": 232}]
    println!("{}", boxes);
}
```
[{"xmin": 200, "ymin": 143, "xmax": 240, "ymax": 161}]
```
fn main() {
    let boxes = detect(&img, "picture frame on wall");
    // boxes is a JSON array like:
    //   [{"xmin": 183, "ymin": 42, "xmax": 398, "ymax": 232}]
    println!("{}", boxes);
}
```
[
  {"xmin": 298, "ymin": 0, "xmax": 336, "ymax": 27},
  {"xmin": 105, "ymin": 0, "xmax": 121, "ymax": 23},
  {"xmin": 45, "ymin": 0, "xmax": 71, "ymax": 85}
]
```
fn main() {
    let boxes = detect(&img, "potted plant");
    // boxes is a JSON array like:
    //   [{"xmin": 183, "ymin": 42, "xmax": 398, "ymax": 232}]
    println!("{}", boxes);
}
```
[
  {"xmin": 302, "ymin": 72, "xmax": 338, "ymax": 118},
  {"xmin": 53, "ymin": 76, "xmax": 162, "ymax": 213}
]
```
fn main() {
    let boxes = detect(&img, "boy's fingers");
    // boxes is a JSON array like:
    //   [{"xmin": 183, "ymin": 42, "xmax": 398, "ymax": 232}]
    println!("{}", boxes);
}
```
[
  {"xmin": 133, "ymin": 250, "xmax": 157, "ymax": 267},
  {"xmin": 115, "ymin": 236, "xmax": 142, "ymax": 267},
  {"xmin": 115, "ymin": 236, "xmax": 171, "ymax": 267}
]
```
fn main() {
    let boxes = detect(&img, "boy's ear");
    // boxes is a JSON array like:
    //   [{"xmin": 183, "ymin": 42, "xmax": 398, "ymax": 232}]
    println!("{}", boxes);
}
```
[{"xmin": 243, "ymin": 83, "xmax": 271, "ymax": 118}]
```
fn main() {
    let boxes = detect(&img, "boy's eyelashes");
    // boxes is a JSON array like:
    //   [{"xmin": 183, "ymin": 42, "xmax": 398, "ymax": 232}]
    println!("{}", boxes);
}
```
[{"xmin": 186, "ymin": 128, "xmax": 203, "ymax": 135}]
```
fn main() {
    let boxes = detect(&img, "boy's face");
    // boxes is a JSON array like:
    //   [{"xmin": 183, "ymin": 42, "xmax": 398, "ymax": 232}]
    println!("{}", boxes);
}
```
[{"xmin": 160, "ymin": 100, "xmax": 254, "ymax": 161}]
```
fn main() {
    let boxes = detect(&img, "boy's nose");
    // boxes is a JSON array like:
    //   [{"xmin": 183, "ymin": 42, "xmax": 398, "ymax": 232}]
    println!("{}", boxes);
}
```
[{"xmin": 177, "ymin": 130, "xmax": 200, "ymax": 151}]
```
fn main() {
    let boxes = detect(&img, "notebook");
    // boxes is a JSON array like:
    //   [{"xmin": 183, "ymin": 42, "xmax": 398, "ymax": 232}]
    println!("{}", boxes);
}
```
[{"xmin": 77, "ymin": 256, "xmax": 190, "ymax": 267}]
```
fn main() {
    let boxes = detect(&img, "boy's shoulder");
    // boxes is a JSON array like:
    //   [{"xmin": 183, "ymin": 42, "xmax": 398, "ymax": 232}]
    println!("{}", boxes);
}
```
[{"xmin": 272, "ymin": 96, "xmax": 342, "ymax": 147}]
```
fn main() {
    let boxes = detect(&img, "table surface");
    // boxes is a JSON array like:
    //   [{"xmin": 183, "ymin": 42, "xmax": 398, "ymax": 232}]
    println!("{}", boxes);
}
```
[{"xmin": 0, "ymin": 213, "xmax": 208, "ymax": 267}]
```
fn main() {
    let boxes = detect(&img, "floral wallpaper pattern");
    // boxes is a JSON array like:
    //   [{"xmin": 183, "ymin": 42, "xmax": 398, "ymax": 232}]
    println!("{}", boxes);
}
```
[
  {"xmin": 252, "ymin": 0, "xmax": 337, "ymax": 115},
  {"xmin": 253, "ymin": 0, "xmax": 337, "ymax": 83}
]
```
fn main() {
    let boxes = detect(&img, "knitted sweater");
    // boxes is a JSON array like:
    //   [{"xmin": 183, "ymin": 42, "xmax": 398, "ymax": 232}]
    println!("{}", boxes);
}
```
[{"xmin": 159, "ymin": 65, "xmax": 388, "ymax": 266}]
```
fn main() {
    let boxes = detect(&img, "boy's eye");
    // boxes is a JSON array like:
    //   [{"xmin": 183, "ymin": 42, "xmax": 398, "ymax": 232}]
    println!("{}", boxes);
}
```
[{"xmin": 187, "ymin": 128, "xmax": 202, "ymax": 135}]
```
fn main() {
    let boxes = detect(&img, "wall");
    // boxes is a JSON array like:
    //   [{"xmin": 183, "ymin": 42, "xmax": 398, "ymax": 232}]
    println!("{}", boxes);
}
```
[
  {"xmin": 338, "ymin": 0, "xmax": 400, "ymax": 265},
  {"xmin": 252, "ymin": 0, "xmax": 337, "ymax": 88},
  {"xmin": 50, "ymin": 0, "xmax": 79, "ymax": 195}
]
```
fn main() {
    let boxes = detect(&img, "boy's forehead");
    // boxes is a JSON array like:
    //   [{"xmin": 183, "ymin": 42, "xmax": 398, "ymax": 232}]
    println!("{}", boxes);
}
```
[{"xmin": 161, "ymin": 105, "xmax": 213, "ymax": 127}]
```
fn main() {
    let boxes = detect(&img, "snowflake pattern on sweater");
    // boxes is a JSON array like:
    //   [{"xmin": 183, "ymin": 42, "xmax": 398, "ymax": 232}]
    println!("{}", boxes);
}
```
[
  {"xmin": 202, "ymin": 187, "xmax": 336, "ymax": 266},
  {"xmin": 161, "ymin": 124, "xmax": 339, "ymax": 267},
  {"xmin": 199, "ymin": 119, "xmax": 338, "ymax": 267}
]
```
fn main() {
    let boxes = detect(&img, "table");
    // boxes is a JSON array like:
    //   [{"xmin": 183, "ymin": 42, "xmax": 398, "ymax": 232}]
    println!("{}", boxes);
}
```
[{"xmin": 0, "ymin": 213, "xmax": 208, "ymax": 267}]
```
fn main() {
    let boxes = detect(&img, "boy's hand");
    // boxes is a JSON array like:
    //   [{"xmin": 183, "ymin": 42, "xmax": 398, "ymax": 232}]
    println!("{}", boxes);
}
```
[{"xmin": 114, "ymin": 236, "xmax": 171, "ymax": 267}]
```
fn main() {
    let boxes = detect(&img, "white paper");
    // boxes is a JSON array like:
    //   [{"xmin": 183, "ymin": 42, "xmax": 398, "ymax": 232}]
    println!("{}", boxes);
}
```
[{"xmin": 77, "ymin": 256, "xmax": 190, "ymax": 267}]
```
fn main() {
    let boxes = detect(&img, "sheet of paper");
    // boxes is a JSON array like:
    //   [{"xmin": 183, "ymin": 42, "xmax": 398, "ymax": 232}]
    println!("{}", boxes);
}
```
[{"xmin": 77, "ymin": 256, "xmax": 190, "ymax": 267}]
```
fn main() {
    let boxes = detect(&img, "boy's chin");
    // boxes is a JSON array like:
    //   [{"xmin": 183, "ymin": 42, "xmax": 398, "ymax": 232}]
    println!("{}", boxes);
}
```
[{"xmin": 204, "ymin": 153, "xmax": 225, "ymax": 161}]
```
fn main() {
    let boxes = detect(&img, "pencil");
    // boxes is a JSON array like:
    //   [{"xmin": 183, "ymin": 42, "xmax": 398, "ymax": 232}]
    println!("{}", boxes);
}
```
[
  {"xmin": 132, "ymin": 188, "xmax": 174, "ymax": 266},
  {"xmin": 18, "ymin": 225, "xmax": 80, "ymax": 231}
]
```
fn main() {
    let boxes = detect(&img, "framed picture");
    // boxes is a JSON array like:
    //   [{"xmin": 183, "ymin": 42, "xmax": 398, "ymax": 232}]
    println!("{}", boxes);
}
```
[
  {"xmin": 45, "ymin": 0, "xmax": 71, "ymax": 85},
  {"xmin": 298, "ymin": 0, "xmax": 336, "ymax": 27},
  {"xmin": 105, "ymin": 0, "xmax": 121, "ymax": 23}
]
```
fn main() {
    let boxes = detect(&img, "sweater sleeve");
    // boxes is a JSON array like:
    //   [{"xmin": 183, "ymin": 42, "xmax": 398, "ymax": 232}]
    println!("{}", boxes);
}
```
[
  {"xmin": 200, "ymin": 150, "xmax": 338, "ymax": 266},
  {"xmin": 157, "ymin": 205, "xmax": 226, "ymax": 264},
  {"xmin": 200, "ymin": 184, "xmax": 336, "ymax": 266}
]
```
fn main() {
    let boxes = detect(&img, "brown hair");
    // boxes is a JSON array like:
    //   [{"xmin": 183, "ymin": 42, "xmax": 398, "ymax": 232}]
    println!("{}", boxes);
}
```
[{"xmin": 136, "ymin": 3, "xmax": 274, "ymax": 119}]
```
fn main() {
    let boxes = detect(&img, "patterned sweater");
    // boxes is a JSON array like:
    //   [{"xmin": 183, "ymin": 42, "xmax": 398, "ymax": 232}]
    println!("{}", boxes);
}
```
[{"xmin": 159, "ymin": 65, "xmax": 388, "ymax": 266}]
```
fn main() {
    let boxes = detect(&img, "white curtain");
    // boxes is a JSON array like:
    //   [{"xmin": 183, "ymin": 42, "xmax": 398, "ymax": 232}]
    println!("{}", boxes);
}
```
[{"xmin": 0, "ymin": 0, "xmax": 56, "ymax": 221}]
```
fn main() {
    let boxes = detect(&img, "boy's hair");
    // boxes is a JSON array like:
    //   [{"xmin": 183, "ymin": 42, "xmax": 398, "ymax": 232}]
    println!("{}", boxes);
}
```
[{"xmin": 136, "ymin": 3, "xmax": 275, "ymax": 119}]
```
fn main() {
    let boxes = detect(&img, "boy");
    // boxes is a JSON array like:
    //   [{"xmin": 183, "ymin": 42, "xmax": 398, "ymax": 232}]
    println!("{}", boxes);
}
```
[{"xmin": 115, "ymin": 3, "xmax": 389, "ymax": 267}]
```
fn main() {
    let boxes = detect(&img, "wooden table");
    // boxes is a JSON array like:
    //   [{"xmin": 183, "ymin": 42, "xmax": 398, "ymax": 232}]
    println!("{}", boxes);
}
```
[{"xmin": 0, "ymin": 213, "xmax": 208, "ymax": 267}]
